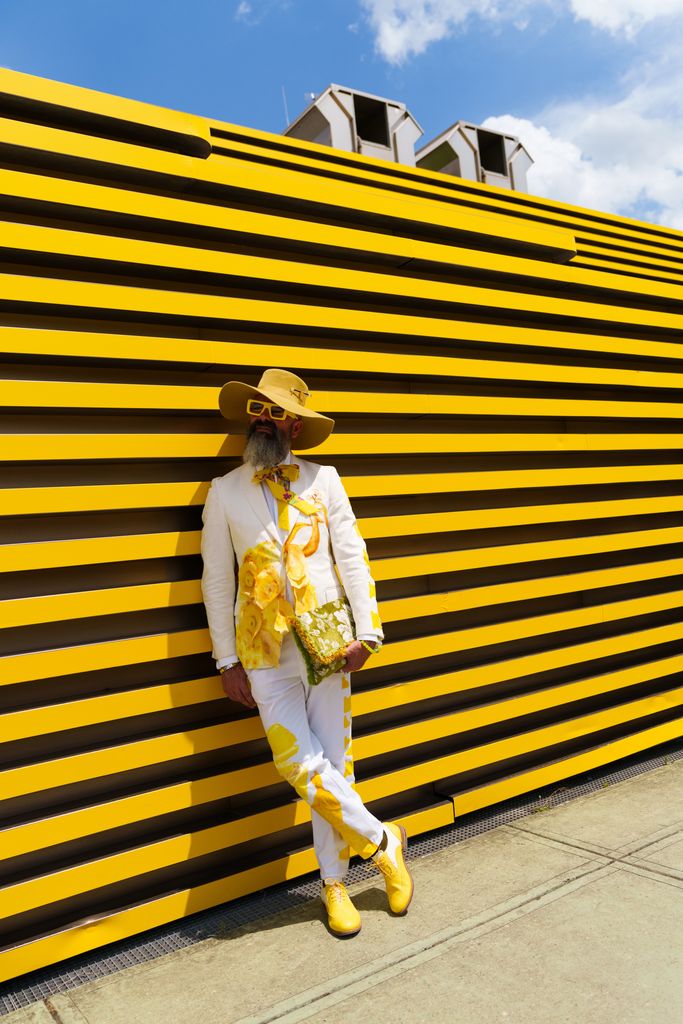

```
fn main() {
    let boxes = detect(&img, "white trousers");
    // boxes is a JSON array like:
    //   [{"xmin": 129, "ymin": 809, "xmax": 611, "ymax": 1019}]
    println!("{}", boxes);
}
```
[{"xmin": 247, "ymin": 634, "xmax": 384, "ymax": 880}]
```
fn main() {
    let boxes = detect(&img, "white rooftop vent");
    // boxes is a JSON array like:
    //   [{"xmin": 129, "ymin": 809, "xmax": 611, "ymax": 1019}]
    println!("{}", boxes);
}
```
[
  {"xmin": 284, "ymin": 84, "xmax": 423, "ymax": 166},
  {"xmin": 416, "ymin": 121, "xmax": 533, "ymax": 192}
]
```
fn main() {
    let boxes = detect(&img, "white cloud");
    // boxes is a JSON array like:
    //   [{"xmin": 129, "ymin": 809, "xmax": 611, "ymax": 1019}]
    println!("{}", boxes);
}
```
[
  {"xmin": 483, "ymin": 69, "xmax": 683, "ymax": 230},
  {"xmin": 360, "ymin": 0, "xmax": 683, "ymax": 63},
  {"xmin": 235, "ymin": 2, "xmax": 253, "ymax": 21},
  {"xmin": 359, "ymin": 0, "xmax": 683, "ymax": 228},
  {"xmin": 569, "ymin": 0, "xmax": 683, "ymax": 37},
  {"xmin": 359, "ymin": 1, "xmax": 513, "ymax": 63}
]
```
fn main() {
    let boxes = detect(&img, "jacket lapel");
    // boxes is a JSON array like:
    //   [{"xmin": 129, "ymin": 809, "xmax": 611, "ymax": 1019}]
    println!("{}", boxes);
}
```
[{"xmin": 240, "ymin": 465, "xmax": 281, "ymax": 545}]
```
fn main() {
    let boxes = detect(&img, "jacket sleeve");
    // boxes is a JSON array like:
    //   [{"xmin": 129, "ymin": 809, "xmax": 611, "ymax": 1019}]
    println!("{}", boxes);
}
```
[
  {"xmin": 201, "ymin": 478, "xmax": 237, "ymax": 663},
  {"xmin": 326, "ymin": 466, "xmax": 383, "ymax": 641}
]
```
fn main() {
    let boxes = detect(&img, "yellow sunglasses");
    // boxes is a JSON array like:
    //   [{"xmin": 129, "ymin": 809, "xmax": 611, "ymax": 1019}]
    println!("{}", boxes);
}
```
[{"xmin": 246, "ymin": 398, "xmax": 288, "ymax": 421}]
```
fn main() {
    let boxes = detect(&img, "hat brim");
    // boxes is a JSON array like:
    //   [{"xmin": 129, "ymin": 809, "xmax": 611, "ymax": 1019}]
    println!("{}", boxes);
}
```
[{"xmin": 218, "ymin": 380, "xmax": 335, "ymax": 450}]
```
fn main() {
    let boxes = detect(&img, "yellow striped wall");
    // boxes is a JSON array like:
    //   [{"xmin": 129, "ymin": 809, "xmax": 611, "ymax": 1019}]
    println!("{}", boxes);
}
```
[{"xmin": 1, "ymin": 65, "xmax": 682, "ymax": 982}]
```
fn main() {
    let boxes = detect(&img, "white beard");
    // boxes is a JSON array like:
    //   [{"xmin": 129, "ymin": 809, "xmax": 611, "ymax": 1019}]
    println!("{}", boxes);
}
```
[{"xmin": 242, "ymin": 425, "xmax": 290, "ymax": 469}]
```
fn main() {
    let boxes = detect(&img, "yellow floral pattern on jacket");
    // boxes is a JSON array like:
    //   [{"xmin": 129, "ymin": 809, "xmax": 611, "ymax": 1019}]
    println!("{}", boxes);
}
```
[{"xmin": 236, "ymin": 540, "xmax": 295, "ymax": 670}]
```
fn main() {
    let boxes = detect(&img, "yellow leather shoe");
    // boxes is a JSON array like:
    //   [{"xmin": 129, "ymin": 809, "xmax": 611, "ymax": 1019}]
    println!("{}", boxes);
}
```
[
  {"xmin": 321, "ymin": 880, "xmax": 361, "ymax": 937},
  {"xmin": 373, "ymin": 822, "xmax": 414, "ymax": 915}
]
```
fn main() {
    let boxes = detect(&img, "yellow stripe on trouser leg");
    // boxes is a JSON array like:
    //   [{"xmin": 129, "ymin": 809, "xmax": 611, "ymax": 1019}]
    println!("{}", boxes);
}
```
[{"xmin": 250, "ymin": 636, "xmax": 383, "ymax": 878}]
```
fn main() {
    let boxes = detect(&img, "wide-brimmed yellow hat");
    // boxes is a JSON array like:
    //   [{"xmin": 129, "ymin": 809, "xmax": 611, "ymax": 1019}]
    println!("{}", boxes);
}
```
[{"xmin": 218, "ymin": 368, "xmax": 335, "ymax": 450}]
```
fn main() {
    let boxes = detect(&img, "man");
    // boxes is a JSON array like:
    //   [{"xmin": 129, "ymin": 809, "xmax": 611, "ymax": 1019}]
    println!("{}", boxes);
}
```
[{"xmin": 201, "ymin": 367, "xmax": 413, "ymax": 937}]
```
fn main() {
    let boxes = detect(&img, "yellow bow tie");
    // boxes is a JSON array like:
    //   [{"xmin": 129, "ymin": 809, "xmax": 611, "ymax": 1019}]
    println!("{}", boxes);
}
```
[{"xmin": 253, "ymin": 464, "xmax": 301, "ymax": 529}]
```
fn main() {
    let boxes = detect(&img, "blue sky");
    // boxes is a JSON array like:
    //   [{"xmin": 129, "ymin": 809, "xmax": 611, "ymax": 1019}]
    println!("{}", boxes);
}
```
[{"xmin": 2, "ymin": 1, "xmax": 683, "ymax": 228}]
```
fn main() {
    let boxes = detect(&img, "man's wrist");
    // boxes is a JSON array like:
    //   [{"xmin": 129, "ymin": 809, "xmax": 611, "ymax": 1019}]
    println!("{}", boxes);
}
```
[
  {"xmin": 217, "ymin": 658, "xmax": 239, "ymax": 673},
  {"xmin": 358, "ymin": 638, "xmax": 381, "ymax": 655}
]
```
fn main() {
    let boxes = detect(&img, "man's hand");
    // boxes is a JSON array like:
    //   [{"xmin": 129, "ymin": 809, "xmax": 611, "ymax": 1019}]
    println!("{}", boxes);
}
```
[
  {"xmin": 220, "ymin": 663, "xmax": 256, "ymax": 708},
  {"xmin": 343, "ymin": 640, "xmax": 372, "ymax": 673}
]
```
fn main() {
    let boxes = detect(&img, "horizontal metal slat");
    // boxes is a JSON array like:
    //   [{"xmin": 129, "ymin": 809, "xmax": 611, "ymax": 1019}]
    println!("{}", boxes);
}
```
[
  {"xmin": 451, "ymin": 718, "xmax": 683, "ymax": 817},
  {"xmin": 0, "ymin": 68, "xmax": 212, "ymax": 156},
  {"xmin": 6, "ymin": 464, "xmax": 683, "ymax": 521},
  {"xmin": 214, "ymin": 129, "xmax": 681, "ymax": 258},
  {"xmin": 8, "ymin": 377, "xmax": 683, "ymax": 419},
  {"xmin": 5, "ymin": 586, "xmax": 683, "ymax": 794},
  {"xmin": 4, "ymin": 318, "xmax": 683, "ymax": 366},
  {"xmin": 4, "ymin": 214, "xmax": 683, "ymax": 310},
  {"xmin": 0, "ymin": 800, "xmax": 456, "ymax": 984},
  {"xmin": 5, "ymin": 431, "xmax": 683, "ymax": 463},
  {"xmin": 6, "ymin": 524, "xmax": 683, "ymax": 630},
  {"xmin": 8, "ymin": 573, "xmax": 683, "ymax": 742},
  {"xmin": 3, "ymin": 670, "xmax": 680, "ymax": 922},
  {"xmin": 5, "ymin": 495, "xmax": 683, "ymax": 574},
  {"xmin": 4, "ymin": 239, "xmax": 683, "ymax": 330},
  {"xmin": 5, "ymin": 614, "xmax": 683, "ymax": 862},
  {"xmin": 0, "ymin": 115, "xmax": 575, "ymax": 260}
]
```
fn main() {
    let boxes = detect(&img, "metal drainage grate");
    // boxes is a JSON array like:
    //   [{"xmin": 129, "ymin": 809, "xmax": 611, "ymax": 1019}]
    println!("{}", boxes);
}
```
[{"xmin": 1, "ymin": 737, "xmax": 681, "ymax": 1017}]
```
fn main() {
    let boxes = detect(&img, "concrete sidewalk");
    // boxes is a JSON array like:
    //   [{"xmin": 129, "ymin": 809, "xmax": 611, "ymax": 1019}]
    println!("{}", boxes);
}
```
[{"xmin": 5, "ymin": 759, "xmax": 682, "ymax": 1024}]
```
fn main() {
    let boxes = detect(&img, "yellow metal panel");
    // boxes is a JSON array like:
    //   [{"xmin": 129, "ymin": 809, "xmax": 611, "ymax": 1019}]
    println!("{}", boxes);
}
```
[
  {"xmin": 0, "ymin": 530, "xmax": 201, "ymax": 573},
  {"xmin": 0, "ymin": 796, "xmax": 451, "ymax": 922},
  {"xmin": 381, "ymin": 553, "xmax": 683, "ymax": 623},
  {"xmin": 0, "ymin": 169, "xmax": 570, "ymax": 298},
  {"xmin": 213, "ymin": 127, "xmax": 673, "ymax": 257},
  {"xmin": 2, "ymin": 580, "xmax": 202, "ymax": 629},
  {"xmin": 0, "ymin": 114, "xmax": 205, "ymax": 181},
  {"xmin": 5, "ymin": 496, "xmax": 683, "ymax": 574},
  {"xmin": 0, "ymin": 68, "xmax": 212, "ymax": 154},
  {"xmin": 371, "ymin": 584, "xmax": 683, "ymax": 671},
  {"xmin": 4, "ymin": 604, "xmax": 682, "ymax": 803},
  {"xmin": 1, "ymin": 677, "xmax": 222, "ymax": 743},
  {"xmin": 1, "ymin": 725, "xmax": 277, "ymax": 803},
  {"xmin": 7, "ymin": 375, "xmax": 683, "ymax": 421},
  {"xmin": 3, "ymin": 659, "xmax": 678, "ymax": 923},
  {"xmin": 357, "ymin": 688, "xmax": 683, "ymax": 805},
  {"xmin": 452, "ymin": 719, "xmax": 683, "ymax": 817},
  {"xmin": 4, "ymin": 212, "xmax": 683, "ymax": 308},
  {"xmin": 373, "ymin": 524, "xmax": 683, "ymax": 581},
  {"xmin": 0, "ymin": 114, "xmax": 575, "ymax": 260},
  {"xmin": 7, "ymin": 591, "xmax": 683, "ymax": 745},
  {"xmin": 0, "ymin": 481, "xmax": 209, "ymax": 518},
  {"xmin": 7, "ymin": 465, "xmax": 683, "ymax": 521},
  {"xmin": 5, "ymin": 210, "xmax": 683, "ymax": 308},
  {"xmin": 0, "ymin": 847, "xmax": 317, "ymax": 984},
  {"xmin": 2, "ymin": 68, "xmax": 683, "ymax": 983},
  {"xmin": 5, "ymin": 571, "xmax": 683, "ymax": 692},
  {"xmin": 355, "ymin": 675, "xmax": 683, "ymax": 764},
  {"xmin": 360, "ymin": 496, "xmax": 683, "ymax": 539},
  {"xmin": 4, "ymin": 616, "xmax": 682, "ymax": 866},
  {"xmin": 5, "ymin": 316, "xmax": 683, "ymax": 364},
  {"xmin": 0, "ymin": 801, "xmax": 311, "ymax": 919},
  {"xmin": 0, "ymin": 799, "xmax": 449, "ymax": 985},
  {"xmin": 8, "ymin": 430, "xmax": 683, "ymax": 462},
  {"xmin": 5, "ymin": 242, "xmax": 683, "ymax": 329},
  {"xmin": 355, "ymin": 623, "xmax": 683, "ymax": 718},
  {"xmin": 0, "ymin": 628, "xmax": 209, "ymax": 688},
  {"xmin": 214, "ymin": 123, "xmax": 683, "ymax": 254},
  {"xmin": 6, "ymin": 527, "xmax": 683, "ymax": 631}
]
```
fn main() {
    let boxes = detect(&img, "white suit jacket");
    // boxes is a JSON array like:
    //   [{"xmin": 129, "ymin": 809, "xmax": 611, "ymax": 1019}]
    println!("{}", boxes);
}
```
[{"xmin": 201, "ymin": 459, "xmax": 383, "ymax": 667}]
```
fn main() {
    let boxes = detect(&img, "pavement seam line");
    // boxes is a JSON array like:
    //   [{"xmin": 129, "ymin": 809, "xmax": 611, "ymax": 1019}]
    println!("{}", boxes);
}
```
[
  {"xmin": 504, "ymin": 824, "xmax": 683, "ymax": 884},
  {"xmin": 615, "ymin": 823, "xmax": 683, "ymax": 858},
  {"xmin": 508, "ymin": 823, "xmax": 615, "ymax": 859},
  {"xmin": 616, "ymin": 860, "xmax": 683, "ymax": 888},
  {"xmin": 229, "ymin": 861, "xmax": 613, "ymax": 1024}
]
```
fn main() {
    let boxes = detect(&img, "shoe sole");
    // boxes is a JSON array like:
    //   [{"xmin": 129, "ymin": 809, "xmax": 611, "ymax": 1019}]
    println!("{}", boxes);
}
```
[
  {"xmin": 392, "ymin": 823, "xmax": 414, "ymax": 916},
  {"xmin": 328, "ymin": 924, "xmax": 361, "ymax": 938},
  {"xmin": 322, "ymin": 897, "xmax": 362, "ymax": 937}
]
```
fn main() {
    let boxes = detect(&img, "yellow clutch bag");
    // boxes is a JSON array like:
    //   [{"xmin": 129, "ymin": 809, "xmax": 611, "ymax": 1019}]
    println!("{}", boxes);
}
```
[{"xmin": 289, "ymin": 598, "xmax": 356, "ymax": 686}]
